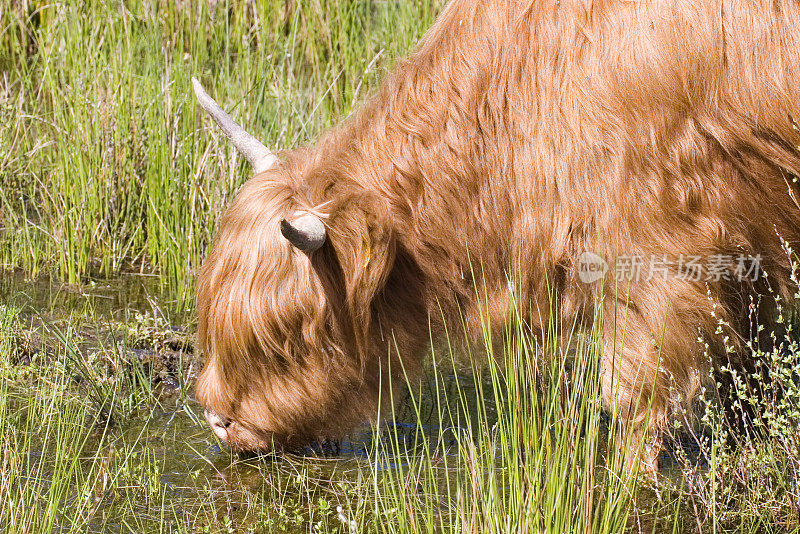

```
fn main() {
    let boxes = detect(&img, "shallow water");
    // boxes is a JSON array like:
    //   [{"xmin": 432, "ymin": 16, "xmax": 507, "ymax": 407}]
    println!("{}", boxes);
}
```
[
  {"xmin": 0, "ymin": 271, "xmax": 170, "ymax": 320},
  {"xmin": 0, "ymin": 273, "xmax": 495, "ymax": 532}
]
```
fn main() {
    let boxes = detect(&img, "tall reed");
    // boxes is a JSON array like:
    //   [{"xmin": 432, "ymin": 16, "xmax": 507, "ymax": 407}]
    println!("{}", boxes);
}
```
[{"xmin": 0, "ymin": 0, "xmax": 439, "ymax": 302}]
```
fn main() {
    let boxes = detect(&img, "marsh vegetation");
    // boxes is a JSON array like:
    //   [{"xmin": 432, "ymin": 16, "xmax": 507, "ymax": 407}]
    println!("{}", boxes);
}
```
[{"xmin": 2, "ymin": 1, "xmax": 800, "ymax": 532}]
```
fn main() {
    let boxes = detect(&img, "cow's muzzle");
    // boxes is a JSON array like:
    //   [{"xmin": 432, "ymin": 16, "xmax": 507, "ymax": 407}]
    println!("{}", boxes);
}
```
[
  {"xmin": 204, "ymin": 409, "xmax": 231, "ymax": 441},
  {"xmin": 203, "ymin": 409, "xmax": 274, "ymax": 452}
]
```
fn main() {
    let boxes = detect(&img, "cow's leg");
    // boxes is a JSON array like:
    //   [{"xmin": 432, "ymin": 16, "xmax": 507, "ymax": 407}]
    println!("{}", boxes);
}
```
[{"xmin": 601, "ymin": 278, "xmax": 709, "ymax": 477}]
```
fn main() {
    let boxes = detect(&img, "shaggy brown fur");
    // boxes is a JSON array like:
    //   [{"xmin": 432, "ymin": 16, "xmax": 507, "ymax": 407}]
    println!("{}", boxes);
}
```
[{"xmin": 196, "ymin": 0, "xmax": 800, "ymax": 471}]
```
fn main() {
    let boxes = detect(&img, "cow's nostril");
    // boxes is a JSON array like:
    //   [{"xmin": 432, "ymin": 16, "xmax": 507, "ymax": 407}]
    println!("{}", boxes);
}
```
[{"xmin": 204, "ymin": 409, "xmax": 231, "ymax": 440}]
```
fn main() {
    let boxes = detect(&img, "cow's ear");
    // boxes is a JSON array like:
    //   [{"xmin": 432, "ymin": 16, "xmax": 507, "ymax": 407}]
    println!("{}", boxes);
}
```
[
  {"xmin": 325, "ymin": 195, "xmax": 396, "ymax": 358},
  {"xmin": 335, "ymin": 204, "xmax": 394, "ymax": 303}
]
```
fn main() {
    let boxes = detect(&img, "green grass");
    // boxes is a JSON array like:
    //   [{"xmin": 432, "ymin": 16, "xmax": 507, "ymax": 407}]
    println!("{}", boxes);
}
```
[
  {"xmin": 0, "ymin": 0, "xmax": 438, "ymax": 301},
  {"xmin": 4, "ymin": 1, "xmax": 800, "ymax": 532},
  {"xmin": 366, "ymin": 300, "xmax": 638, "ymax": 533}
]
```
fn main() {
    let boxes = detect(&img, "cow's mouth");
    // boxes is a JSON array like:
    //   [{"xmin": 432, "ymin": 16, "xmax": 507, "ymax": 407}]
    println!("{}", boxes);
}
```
[
  {"xmin": 204, "ymin": 409, "xmax": 231, "ymax": 440},
  {"xmin": 204, "ymin": 409, "xmax": 273, "ymax": 452}
]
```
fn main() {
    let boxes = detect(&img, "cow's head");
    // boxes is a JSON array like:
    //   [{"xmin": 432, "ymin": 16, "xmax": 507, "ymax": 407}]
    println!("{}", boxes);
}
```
[{"xmin": 191, "ymin": 79, "xmax": 422, "ymax": 452}]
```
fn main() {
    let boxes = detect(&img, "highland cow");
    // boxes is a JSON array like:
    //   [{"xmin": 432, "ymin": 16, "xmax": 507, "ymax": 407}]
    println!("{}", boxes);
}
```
[{"xmin": 193, "ymin": 0, "xmax": 800, "ymax": 473}]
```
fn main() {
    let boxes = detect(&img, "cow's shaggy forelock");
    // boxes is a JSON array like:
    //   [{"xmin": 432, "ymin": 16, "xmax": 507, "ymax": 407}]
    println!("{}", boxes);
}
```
[
  {"xmin": 196, "ymin": 150, "xmax": 427, "ymax": 449},
  {"xmin": 196, "ymin": 0, "xmax": 800, "ymax": 467}
]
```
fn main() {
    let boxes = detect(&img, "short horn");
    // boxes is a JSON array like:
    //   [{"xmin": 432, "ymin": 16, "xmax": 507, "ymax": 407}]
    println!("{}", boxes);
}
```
[
  {"xmin": 191, "ymin": 77, "xmax": 277, "ymax": 174},
  {"xmin": 280, "ymin": 213, "xmax": 327, "ymax": 253}
]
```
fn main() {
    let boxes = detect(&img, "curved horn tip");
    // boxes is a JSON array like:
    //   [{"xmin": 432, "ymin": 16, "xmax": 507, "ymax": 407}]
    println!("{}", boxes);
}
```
[
  {"xmin": 280, "ymin": 214, "xmax": 327, "ymax": 253},
  {"xmin": 191, "ymin": 77, "xmax": 204, "ymax": 97},
  {"xmin": 190, "ymin": 75, "xmax": 278, "ymax": 174},
  {"xmin": 191, "ymin": 77, "xmax": 214, "ymax": 107}
]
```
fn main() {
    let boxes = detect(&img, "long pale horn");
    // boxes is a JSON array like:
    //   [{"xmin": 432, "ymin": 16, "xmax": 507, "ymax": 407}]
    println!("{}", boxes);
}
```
[
  {"xmin": 280, "ymin": 213, "xmax": 327, "ymax": 253},
  {"xmin": 191, "ymin": 77, "xmax": 277, "ymax": 174}
]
